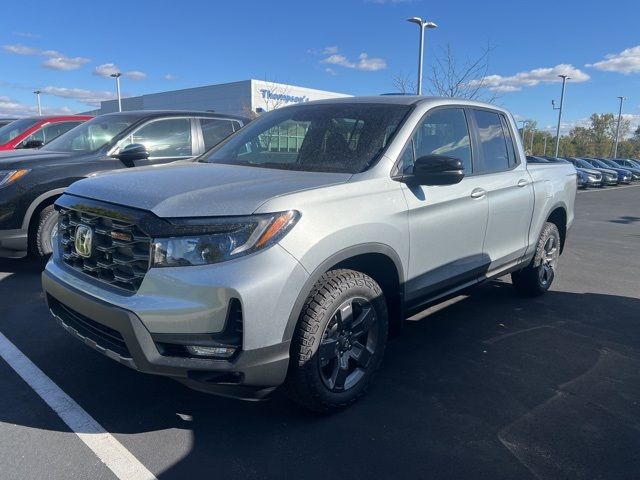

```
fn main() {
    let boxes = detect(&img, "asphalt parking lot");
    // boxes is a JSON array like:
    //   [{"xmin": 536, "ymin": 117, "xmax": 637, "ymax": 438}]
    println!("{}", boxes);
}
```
[{"xmin": 1, "ymin": 185, "xmax": 639, "ymax": 480}]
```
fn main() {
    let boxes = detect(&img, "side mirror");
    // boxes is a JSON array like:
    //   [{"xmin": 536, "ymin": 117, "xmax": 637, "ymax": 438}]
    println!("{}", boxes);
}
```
[
  {"xmin": 114, "ymin": 143, "xmax": 150, "ymax": 166},
  {"xmin": 20, "ymin": 139, "xmax": 45, "ymax": 149},
  {"xmin": 409, "ymin": 155, "xmax": 465, "ymax": 186}
]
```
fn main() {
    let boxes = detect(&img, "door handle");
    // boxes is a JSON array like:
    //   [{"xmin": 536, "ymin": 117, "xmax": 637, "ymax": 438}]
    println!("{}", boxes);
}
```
[
  {"xmin": 470, "ymin": 188, "xmax": 486, "ymax": 199},
  {"xmin": 517, "ymin": 179, "xmax": 529, "ymax": 187}
]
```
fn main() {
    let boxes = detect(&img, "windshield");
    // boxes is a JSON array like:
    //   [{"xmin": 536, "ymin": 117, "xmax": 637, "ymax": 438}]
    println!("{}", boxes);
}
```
[
  {"xmin": 43, "ymin": 115, "xmax": 138, "ymax": 153},
  {"xmin": 0, "ymin": 118, "xmax": 39, "ymax": 145},
  {"xmin": 201, "ymin": 103, "xmax": 411, "ymax": 174}
]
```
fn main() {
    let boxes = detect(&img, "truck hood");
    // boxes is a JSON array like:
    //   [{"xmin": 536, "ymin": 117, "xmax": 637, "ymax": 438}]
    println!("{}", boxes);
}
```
[{"xmin": 66, "ymin": 162, "xmax": 352, "ymax": 217}]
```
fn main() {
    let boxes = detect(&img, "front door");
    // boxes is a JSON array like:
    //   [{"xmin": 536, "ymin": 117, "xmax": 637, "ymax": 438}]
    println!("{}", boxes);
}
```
[{"xmin": 399, "ymin": 107, "xmax": 489, "ymax": 308}]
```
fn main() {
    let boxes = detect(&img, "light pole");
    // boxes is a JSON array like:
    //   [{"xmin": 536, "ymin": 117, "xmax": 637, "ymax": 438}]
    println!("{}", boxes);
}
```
[
  {"xmin": 33, "ymin": 90, "xmax": 42, "ymax": 116},
  {"xmin": 530, "ymin": 128, "xmax": 535, "ymax": 153},
  {"xmin": 518, "ymin": 120, "xmax": 527, "ymax": 141},
  {"xmin": 407, "ymin": 17, "xmax": 438, "ymax": 95},
  {"xmin": 110, "ymin": 72, "xmax": 122, "ymax": 112},
  {"xmin": 552, "ymin": 74, "xmax": 569, "ymax": 158},
  {"xmin": 613, "ymin": 96, "xmax": 626, "ymax": 158},
  {"xmin": 543, "ymin": 134, "xmax": 548, "ymax": 156}
]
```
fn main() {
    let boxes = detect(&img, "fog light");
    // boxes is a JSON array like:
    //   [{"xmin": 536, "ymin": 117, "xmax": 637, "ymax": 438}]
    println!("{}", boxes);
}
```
[{"xmin": 186, "ymin": 345, "xmax": 237, "ymax": 359}]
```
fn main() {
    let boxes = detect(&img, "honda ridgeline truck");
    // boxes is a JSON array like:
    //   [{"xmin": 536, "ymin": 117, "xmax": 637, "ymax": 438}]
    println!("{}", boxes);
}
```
[{"xmin": 42, "ymin": 97, "xmax": 576, "ymax": 412}]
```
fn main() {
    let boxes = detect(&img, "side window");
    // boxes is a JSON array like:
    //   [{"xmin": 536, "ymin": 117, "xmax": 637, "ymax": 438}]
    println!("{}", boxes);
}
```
[
  {"xmin": 472, "ymin": 109, "xmax": 511, "ymax": 173},
  {"xmin": 500, "ymin": 116, "xmax": 518, "ymax": 167},
  {"xmin": 200, "ymin": 118, "xmax": 238, "ymax": 151},
  {"xmin": 120, "ymin": 118, "xmax": 192, "ymax": 158},
  {"xmin": 412, "ymin": 108, "xmax": 473, "ymax": 173},
  {"xmin": 41, "ymin": 121, "xmax": 83, "ymax": 144},
  {"xmin": 23, "ymin": 127, "xmax": 45, "ymax": 144},
  {"xmin": 399, "ymin": 139, "xmax": 415, "ymax": 174}
]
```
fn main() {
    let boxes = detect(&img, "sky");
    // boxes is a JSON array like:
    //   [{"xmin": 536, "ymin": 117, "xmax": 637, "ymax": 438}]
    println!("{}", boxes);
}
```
[{"xmin": 1, "ymin": 0, "xmax": 640, "ymax": 135}]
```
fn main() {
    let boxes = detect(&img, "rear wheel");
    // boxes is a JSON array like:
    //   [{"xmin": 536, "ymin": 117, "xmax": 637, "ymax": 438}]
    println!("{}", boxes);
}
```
[
  {"xmin": 286, "ymin": 269, "xmax": 388, "ymax": 412},
  {"xmin": 511, "ymin": 222, "xmax": 560, "ymax": 297},
  {"xmin": 31, "ymin": 205, "xmax": 59, "ymax": 262}
]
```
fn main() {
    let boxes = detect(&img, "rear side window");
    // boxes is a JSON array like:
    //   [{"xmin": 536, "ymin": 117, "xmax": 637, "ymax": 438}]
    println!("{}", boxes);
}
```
[
  {"xmin": 409, "ymin": 108, "xmax": 473, "ymax": 173},
  {"xmin": 200, "ymin": 118, "xmax": 239, "ymax": 151},
  {"xmin": 472, "ymin": 109, "xmax": 512, "ymax": 173}
]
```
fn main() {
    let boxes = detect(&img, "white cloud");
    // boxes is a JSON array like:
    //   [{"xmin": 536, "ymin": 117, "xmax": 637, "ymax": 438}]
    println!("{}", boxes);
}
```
[
  {"xmin": 0, "ymin": 94, "xmax": 74, "ymax": 116},
  {"xmin": 12, "ymin": 32, "xmax": 41, "ymax": 39},
  {"xmin": 4, "ymin": 44, "xmax": 90, "ymax": 70},
  {"xmin": 163, "ymin": 73, "xmax": 177, "ymax": 81},
  {"xmin": 124, "ymin": 70, "xmax": 147, "ymax": 81},
  {"xmin": 41, "ymin": 50, "xmax": 90, "ymax": 71},
  {"xmin": 321, "ymin": 51, "xmax": 387, "ymax": 71},
  {"xmin": 587, "ymin": 46, "xmax": 640, "ymax": 74},
  {"xmin": 322, "ymin": 46, "xmax": 339, "ymax": 55},
  {"xmin": 469, "ymin": 64, "xmax": 590, "ymax": 93},
  {"xmin": 3, "ymin": 44, "xmax": 39, "ymax": 55},
  {"xmin": 41, "ymin": 86, "xmax": 116, "ymax": 107},
  {"xmin": 93, "ymin": 63, "xmax": 147, "ymax": 81}
]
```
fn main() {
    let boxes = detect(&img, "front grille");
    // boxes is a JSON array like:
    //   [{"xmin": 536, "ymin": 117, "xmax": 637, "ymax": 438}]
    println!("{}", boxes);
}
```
[
  {"xmin": 49, "ymin": 296, "xmax": 131, "ymax": 359},
  {"xmin": 58, "ymin": 207, "xmax": 151, "ymax": 292}
]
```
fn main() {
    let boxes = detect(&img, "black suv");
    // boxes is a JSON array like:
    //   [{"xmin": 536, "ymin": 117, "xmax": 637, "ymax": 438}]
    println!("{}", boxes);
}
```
[{"xmin": 0, "ymin": 110, "xmax": 246, "ymax": 260}]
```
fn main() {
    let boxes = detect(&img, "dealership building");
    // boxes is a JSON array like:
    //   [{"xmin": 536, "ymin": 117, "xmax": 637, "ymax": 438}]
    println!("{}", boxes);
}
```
[{"xmin": 96, "ymin": 79, "xmax": 350, "ymax": 116}]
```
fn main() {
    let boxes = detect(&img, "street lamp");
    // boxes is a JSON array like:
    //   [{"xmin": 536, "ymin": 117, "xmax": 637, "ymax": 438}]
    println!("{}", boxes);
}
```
[
  {"xmin": 518, "ymin": 120, "xmax": 527, "ymax": 141},
  {"xmin": 552, "ymin": 74, "xmax": 569, "ymax": 158},
  {"xmin": 407, "ymin": 17, "xmax": 438, "ymax": 95},
  {"xmin": 110, "ymin": 72, "xmax": 122, "ymax": 112},
  {"xmin": 33, "ymin": 90, "xmax": 42, "ymax": 116},
  {"xmin": 613, "ymin": 96, "xmax": 626, "ymax": 158}
]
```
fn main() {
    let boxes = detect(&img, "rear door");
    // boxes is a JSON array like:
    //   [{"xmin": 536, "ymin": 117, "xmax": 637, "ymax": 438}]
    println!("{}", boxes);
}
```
[
  {"xmin": 399, "ymin": 107, "xmax": 489, "ymax": 307},
  {"xmin": 469, "ymin": 108, "xmax": 534, "ymax": 272},
  {"xmin": 197, "ymin": 117, "xmax": 242, "ymax": 153}
]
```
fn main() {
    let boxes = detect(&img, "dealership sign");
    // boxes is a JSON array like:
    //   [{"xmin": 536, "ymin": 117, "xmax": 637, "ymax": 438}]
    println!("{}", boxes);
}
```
[{"xmin": 259, "ymin": 89, "xmax": 309, "ymax": 105}]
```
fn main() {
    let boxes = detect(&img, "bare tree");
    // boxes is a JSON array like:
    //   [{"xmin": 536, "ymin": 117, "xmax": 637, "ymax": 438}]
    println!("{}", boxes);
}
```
[
  {"xmin": 392, "ymin": 73, "xmax": 416, "ymax": 95},
  {"xmin": 426, "ymin": 43, "xmax": 498, "ymax": 102}
]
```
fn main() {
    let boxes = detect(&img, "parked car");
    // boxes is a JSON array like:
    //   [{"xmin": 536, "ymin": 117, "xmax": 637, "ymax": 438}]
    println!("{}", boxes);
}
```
[
  {"xmin": 603, "ymin": 158, "xmax": 640, "ymax": 180},
  {"xmin": 0, "ymin": 115, "xmax": 92, "ymax": 151},
  {"xmin": 576, "ymin": 169, "xmax": 589, "ymax": 189},
  {"xmin": 565, "ymin": 158, "xmax": 618, "ymax": 185},
  {"xmin": 0, "ymin": 117, "xmax": 17, "ymax": 129},
  {"xmin": 559, "ymin": 158, "xmax": 603, "ymax": 187},
  {"xmin": 0, "ymin": 110, "xmax": 247, "ymax": 260},
  {"xmin": 42, "ymin": 97, "xmax": 577, "ymax": 411},
  {"xmin": 582, "ymin": 158, "xmax": 632, "ymax": 184},
  {"xmin": 612, "ymin": 158, "xmax": 640, "ymax": 170}
]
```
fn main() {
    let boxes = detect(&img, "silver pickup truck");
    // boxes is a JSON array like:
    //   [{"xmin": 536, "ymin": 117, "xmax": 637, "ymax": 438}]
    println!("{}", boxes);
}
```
[{"xmin": 42, "ymin": 96, "xmax": 576, "ymax": 412}]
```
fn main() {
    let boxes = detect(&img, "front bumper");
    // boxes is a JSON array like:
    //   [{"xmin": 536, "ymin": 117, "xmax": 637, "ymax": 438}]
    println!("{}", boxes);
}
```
[
  {"xmin": 0, "ymin": 228, "xmax": 28, "ymax": 258},
  {"xmin": 43, "ymin": 238, "xmax": 310, "ymax": 399},
  {"xmin": 43, "ymin": 269, "xmax": 292, "ymax": 399}
]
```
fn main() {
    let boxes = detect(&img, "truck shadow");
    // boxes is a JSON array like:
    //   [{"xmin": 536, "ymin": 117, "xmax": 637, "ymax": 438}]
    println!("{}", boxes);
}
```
[{"xmin": 1, "ymin": 267, "xmax": 639, "ymax": 479}]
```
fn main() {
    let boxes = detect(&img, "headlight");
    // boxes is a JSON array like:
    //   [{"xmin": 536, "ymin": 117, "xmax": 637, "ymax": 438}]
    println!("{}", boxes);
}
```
[
  {"xmin": 151, "ymin": 210, "xmax": 299, "ymax": 268},
  {"xmin": 0, "ymin": 169, "xmax": 30, "ymax": 188}
]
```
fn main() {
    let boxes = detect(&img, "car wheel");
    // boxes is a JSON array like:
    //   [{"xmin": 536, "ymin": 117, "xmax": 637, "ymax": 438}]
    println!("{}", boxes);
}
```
[
  {"xmin": 511, "ymin": 222, "xmax": 560, "ymax": 297},
  {"xmin": 32, "ymin": 205, "xmax": 59, "ymax": 261},
  {"xmin": 286, "ymin": 269, "xmax": 388, "ymax": 412}
]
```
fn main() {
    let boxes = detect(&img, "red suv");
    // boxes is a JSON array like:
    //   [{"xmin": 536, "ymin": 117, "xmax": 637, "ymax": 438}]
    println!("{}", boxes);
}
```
[{"xmin": 0, "ymin": 115, "xmax": 92, "ymax": 151}]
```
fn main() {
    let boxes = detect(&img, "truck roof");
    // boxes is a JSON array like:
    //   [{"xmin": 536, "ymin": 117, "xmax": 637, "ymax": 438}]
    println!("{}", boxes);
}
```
[{"xmin": 302, "ymin": 95, "xmax": 509, "ymax": 113}]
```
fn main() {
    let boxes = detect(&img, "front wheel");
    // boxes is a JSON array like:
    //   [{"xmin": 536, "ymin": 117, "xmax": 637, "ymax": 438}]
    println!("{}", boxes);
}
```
[
  {"xmin": 286, "ymin": 269, "xmax": 388, "ymax": 412},
  {"xmin": 31, "ymin": 205, "xmax": 59, "ymax": 262},
  {"xmin": 511, "ymin": 222, "xmax": 561, "ymax": 297}
]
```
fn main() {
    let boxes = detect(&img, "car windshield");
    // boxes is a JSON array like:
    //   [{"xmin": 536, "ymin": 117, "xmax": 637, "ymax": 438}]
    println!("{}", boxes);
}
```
[
  {"xmin": 200, "ymin": 103, "xmax": 411, "ymax": 174},
  {"xmin": 43, "ymin": 115, "xmax": 138, "ymax": 153},
  {"xmin": 0, "ymin": 118, "xmax": 39, "ymax": 145}
]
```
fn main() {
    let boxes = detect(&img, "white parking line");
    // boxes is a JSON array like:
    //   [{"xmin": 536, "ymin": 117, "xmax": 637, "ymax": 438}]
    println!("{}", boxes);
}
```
[
  {"xmin": 578, "ymin": 184, "xmax": 640, "ymax": 193},
  {"xmin": 0, "ymin": 332, "xmax": 157, "ymax": 480}
]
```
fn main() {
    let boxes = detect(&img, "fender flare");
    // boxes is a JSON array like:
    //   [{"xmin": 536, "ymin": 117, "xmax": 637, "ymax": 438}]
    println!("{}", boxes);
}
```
[
  {"xmin": 281, "ymin": 242, "xmax": 405, "ymax": 343},
  {"xmin": 21, "ymin": 188, "xmax": 67, "ymax": 230}
]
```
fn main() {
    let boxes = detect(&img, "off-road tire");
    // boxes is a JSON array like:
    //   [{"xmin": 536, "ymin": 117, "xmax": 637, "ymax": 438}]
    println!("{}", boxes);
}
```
[
  {"xmin": 511, "ymin": 222, "xmax": 561, "ymax": 297},
  {"xmin": 286, "ymin": 269, "xmax": 388, "ymax": 413}
]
